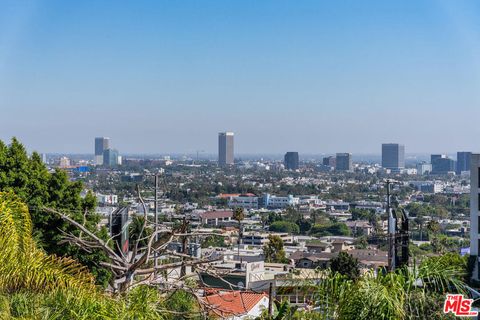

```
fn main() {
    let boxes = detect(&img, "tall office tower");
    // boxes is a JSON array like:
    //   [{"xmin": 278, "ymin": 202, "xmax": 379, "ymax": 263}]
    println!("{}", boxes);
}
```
[
  {"xmin": 103, "ymin": 149, "xmax": 119, "ymax": 166},
  {"xmin": 40, "ymin": 153, "xmax": 47, "ymax": 164},
  {"xmin": 431, "ymin": 154, "xmax": 455, "ymax": 174},
  {"xmin": 457, "ymin": 151, "xmax": 472, "ymax": 175},
  {"xmin": 322, "ymin": 156, "xmax": 336, "ymax": 167},
  {"xmin": 335, "ymin": 153, "xmax": 353, "ymax": 171},
  {"xmin": 284, "ymin": 152, "xmax": 299, "ymax": 170},
  {"xmin": 218, "ymin": 132, "xmax": 234, "ymax": 166},
  {"xmin": 382, "ymin": 143, "xmax": 405, "ymax": 170},
  {"xmin": 470, "ymin": 154, "xmax": 480, "ymax": 280},
  {"xmin": 95, "ymin": 137, "xmax": 110, "ymax": 165}
]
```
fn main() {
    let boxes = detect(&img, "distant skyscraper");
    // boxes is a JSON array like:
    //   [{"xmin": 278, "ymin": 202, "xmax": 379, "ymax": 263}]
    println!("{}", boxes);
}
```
[
  {"xmin": 103, "ymin": 149, "xmax": 119, "ymax": 166},
  {"xmin": 457, "ymin": 151, "xmax": 471, "ymax": 174},
  {"xmin": 284, "ymin": 152, "xmax": 299, "ymax": 170},
  {"xmin": 431, "ymin": 154, "xmax": 455, "ymax": 174},
  {"xmin": 382, "ymin": 143, "xmax": 405, "ymax": 170},
  {"xmin": 95, "ymin": 137, "xmax": 110, "ymax": 165},
  {"xmin": 40, "ymin": 153, "xmax": 47, "ymax": 164},
  {"xmin": 323, "ymin": 156, "xmax": 336, "ymax": 167},
  {"xmin": 218, "ymin": 132, "xmax": 234, "ymax": 166},
  {"xmin": 335, "ymin": 153, "xmax": 353, "ymax": 172}
]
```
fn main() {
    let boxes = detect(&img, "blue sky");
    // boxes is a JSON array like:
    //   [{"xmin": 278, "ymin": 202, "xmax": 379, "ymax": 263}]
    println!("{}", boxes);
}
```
[{"xmin": 1, "ymin": 0, "xmax": 480, "ymax": 154}]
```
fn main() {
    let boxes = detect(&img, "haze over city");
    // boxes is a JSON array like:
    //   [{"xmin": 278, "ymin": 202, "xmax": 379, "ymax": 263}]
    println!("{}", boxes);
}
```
[{"xmin": 2, "ymin": 0, "xmax": 480, "ymax": 154}]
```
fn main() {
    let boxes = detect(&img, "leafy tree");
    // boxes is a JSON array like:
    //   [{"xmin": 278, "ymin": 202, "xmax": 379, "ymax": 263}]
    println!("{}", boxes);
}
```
[
  {"xmin": 0, "ymin": 138, "xmax": 111, "ymax": 286},
  {"xmin": 201, "ymin": 234, "xmax": 226, "ymax": 248},
  {"xmin": 427, "ymin": 220, "xmax": 441, "ymax": 234},
  {"xmin": 268, "ymin": 212, "xmax": 282, "ymax": 224},
  {"xmin": 0, "ymin": 192, "xmax": 95, "ymax": 292},
  {"xmin": 233, "ymin": 207, "xmax": 245, "ymax": 224},
  {"xmin": 233, "ymin": 207, "xmax": 245, "ymax": 254},
  {"xmin": 310, "ymin": 222, "xmax": 351, "ymax": 237},
  {"xmin": 350, "ymin": 208, "xmax": 375, "ymax": 222},
  {"xmin": 296, "ymin": 218, "xmax": 312, "ymax": 234},
  {"xmin": 129, "ymin": 215, "xmax": 153, "ymax": 249},
  {"xmin": 415, "ymin": 216, "xmax": 426, "ymax": 241},
  {"xmin": 263, "ymin": 235, "xmax": 288, "ymax": 263},
  {"xmin": 433, "ymin": 206, "xmax": 449, "ymax": 219},
  {"xmin": 330, "ymin": 252, "xmax": 360, "ymax": 280},
  {"xmin": 269, "ymin": 221, "xmax": 300, "ymax": 234},
  {"xmin": 354, "ymin": 235, "xmax": 368, "ymax": 249},
  {"xmin": 256, "ymin": 300, "xmax": 299, "ymax": 320},
  {"xmin": 160, "ymin": 290, "xmax": 202, "ymax": 320},
  {"xmin": 314, "ymin": 253, "xmax": 467, "ymax": 320}
]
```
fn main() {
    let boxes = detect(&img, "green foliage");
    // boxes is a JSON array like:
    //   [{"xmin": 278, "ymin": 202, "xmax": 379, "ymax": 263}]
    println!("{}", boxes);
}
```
[
  {"xmin": 309, "ymin": 253, "xmax": 467, "ymax": 320},
  {"xmin": 0, "ymin": 192, "xmax": 95, "ymax": 293},
  {"xmin": 309, "ymin": 222, "xmax": 351, "ymax": 237},
  {"xmin": 269, "ymin": 221, "xmax": 300, "ymax": 234},
  {"xmin": 160, "ymin": 290, "xmax": 202, "ymax": 320},
  {"xmin": 233, "ymin": 207, "xmax": 245, "ymax": 223},
  {"xmin": 268, "ymin": 212, "xmax": 282, "ymax": 224},
  {"xmin": 0, "ymin": 193, "xmax": 201, "ymax": 319},
  {"xmin": 256, "ymin": 300, "xmax": 298, "ymax": 320},
  {"xmin": 0, "ymin": 138, "xmax": 111, "ymax": 286},
  {"xmin": 129, "ymin": 215, "xmax": 153, "ymax": 249},
  {"xmin": 330, "ymin": 252, "xmax": 360, "ymax": 280},
  {"xmin": 201, "ymin": 234, "xmax": 226, "ymax": 248},
  {"xmin": 263, "ymin": 235, "xmax": 288, "ymax": 263},
  {"xmin": 296, "ymin": 218, "xmax": 312, "ymax": 234},
  {"xmin": 350, "ymin": 208, "xmax": 376, "ymax": 222}
]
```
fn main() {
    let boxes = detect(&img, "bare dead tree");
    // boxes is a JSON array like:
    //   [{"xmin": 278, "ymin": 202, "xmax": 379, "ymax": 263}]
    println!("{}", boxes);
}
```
[{"xmin": 42, "ymin": 203, "xmax": 225, "ymax": 295}]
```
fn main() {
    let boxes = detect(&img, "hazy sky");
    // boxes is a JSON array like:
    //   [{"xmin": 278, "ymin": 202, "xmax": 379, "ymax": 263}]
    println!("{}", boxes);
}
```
[{"xmin": 1, "ymin": 0, "xmax": 480, "ymax": 154}]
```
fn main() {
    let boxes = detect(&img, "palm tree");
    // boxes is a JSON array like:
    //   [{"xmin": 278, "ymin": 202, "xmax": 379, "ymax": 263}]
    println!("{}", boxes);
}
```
[
  {"xmin": 311, "ymin": 253, "xmax": 466, "ymax": 320},
  {"xmin": 233, "ymin": 207, "xmax": 245, "ymax": 256},
  {"xmin": 0, "ymin": 192, "xmax": 169, "ymax": 319},
  {"xmin": 0, "ymin": 192, "xmax": 95, "ymax": 292}
]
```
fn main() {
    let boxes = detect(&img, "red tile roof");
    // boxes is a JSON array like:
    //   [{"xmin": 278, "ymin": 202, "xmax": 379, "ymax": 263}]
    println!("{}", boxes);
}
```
[{"xmin": 202, "ymin": 291, "xmax": 268, "ymax": 317}]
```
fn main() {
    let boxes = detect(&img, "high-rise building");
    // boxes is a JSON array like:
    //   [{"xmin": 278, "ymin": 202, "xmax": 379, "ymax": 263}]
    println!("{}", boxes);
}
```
[
  {"xmin": 103, "ymin": 149, "xmax": 119, "ymax": 166},
  {"xmin": 322, "ymin": 156, "xmax": 336, "ymax": 167},
  {"xmin": 95, "ymin": 137, "xmax": 110, "ymax": 165},
  {"xmin": 416, "ymin": 162, "xmax": 432, "ymax": 175},
  {"xmin": 382, "ymin": 143, "xmax": 405, "ymax": 170},
  {"xmin": 284, "ymin": 152, "xmax": 299, "ymax": 170},
  {"xmin": 431, "ymin": 154, "xmax": 455, "ymax": 174},
  {"xmin": 457, "ymin": 151, "xmax": 472, "ymax": 175},
  {"xmin": 469, "ymin": 154, "xmax": 480, "ymax": 280},
  {"xmin": 218, "ymin": 132, "xmax": 234, "ymax": 166},
  {"xmin": 40, "ymin": 153, "xmax": 47, "ymax": 164},
  {"xmin": 335, "ymin": 153, "xmax": 353, "ymax": 172},
  {"xmin": 59, "ymin": 156, "xmax": 70, "ymax": 168}
]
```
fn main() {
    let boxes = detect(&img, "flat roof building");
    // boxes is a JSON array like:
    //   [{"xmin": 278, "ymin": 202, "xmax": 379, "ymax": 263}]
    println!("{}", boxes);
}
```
[
  {"xmin": 382, "ymin": 143, "xmax": 405, "ymax": 170},
  {"xmin": 94, "ymin": 137, "xmax": 110, "ymax": 165},
  {"xmin": 218, "ymin": 132, "xmax": 234, "ymax": 166},
  {"xmin": 335, "ymin": 153, "xmax": 353, "ymax": 172},
  {"xmin": 284, "ymin": 152, "xmax": 299, "ymax": 170}
]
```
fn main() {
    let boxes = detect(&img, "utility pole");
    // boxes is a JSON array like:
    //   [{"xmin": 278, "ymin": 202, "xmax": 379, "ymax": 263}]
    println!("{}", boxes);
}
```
[
  {"xmin": 386, "ymin": 180, "xmax": 395, "ymax": 272},
  {"xmin": 154, "ymin": 174, "xmax": 159, "ymax": 275},
  {"xmin": 268, "ymin": 282, "xmax": 273, "ymax": 316}
]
